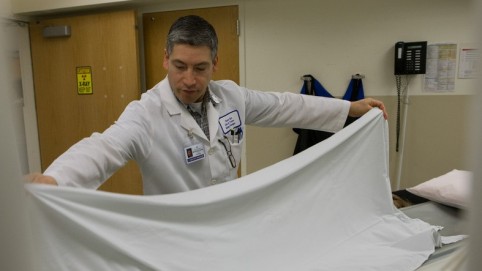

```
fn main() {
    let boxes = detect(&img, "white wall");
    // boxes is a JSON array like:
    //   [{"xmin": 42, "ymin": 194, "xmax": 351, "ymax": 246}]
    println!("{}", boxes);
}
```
[
  {"xmin": 243, "ymin": 0, "xmax": 476, "ymax": 96},
  {"xmin": 11, "ymin": 0, "xmax": 133, "ymax": 14},
  {"xmin": 18, "ymin": 0, "xmax": 477, "ymax": 97},
  {"xmin": 468, "ymin": 76, "xmax": 482, "ymax": 271},
  {"xmin": 0, "ymin": 0, "xmax": 35, "ymax": 269},
  {"xmin": 468, "ymin": 2, "xmax": 482, "ymax": 269},
  {"xmin": 237, "ymin": 0, "xmax": 477, "ymax": 176}
]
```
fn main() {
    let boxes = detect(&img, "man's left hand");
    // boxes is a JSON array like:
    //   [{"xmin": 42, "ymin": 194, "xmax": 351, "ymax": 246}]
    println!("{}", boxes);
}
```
[{"xmin": 349, "ymin": 98, "xmax": 388, "ymax": 120}]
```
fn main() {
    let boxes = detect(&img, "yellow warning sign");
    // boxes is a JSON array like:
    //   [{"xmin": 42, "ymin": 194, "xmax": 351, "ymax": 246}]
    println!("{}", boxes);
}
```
[{"xmin": 76, "ymin": 66, "xmax": 93, "ymax": 95}]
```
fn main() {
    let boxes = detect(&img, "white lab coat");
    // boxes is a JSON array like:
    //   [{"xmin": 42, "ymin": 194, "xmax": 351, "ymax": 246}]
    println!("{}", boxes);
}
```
[{"xmin": 45, "ymin": 77, "xmax": 350, "ymax": 194}]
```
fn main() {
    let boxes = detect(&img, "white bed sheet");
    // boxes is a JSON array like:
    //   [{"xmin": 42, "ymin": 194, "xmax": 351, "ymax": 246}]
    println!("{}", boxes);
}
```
[{"xmin": 25, "ymin": 109, "xmax": 436, "ymax": 271}]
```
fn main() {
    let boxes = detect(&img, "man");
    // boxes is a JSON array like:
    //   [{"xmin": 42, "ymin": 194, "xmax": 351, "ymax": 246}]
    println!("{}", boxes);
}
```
[{"xmin": 28, "ymin": 15, "xmax": 387, "ymax": 194}]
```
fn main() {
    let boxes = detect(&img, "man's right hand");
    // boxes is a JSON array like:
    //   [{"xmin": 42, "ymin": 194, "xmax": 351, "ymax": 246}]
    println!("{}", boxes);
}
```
[{"xmin": 24, "ymin": 173, "xmax": 58, "ymax": 186}]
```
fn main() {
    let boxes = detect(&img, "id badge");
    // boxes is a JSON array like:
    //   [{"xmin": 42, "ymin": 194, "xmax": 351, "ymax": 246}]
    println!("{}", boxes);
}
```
[{"xmin": 184, "ymin": 143, "xmax": 205, "ymax": 164}]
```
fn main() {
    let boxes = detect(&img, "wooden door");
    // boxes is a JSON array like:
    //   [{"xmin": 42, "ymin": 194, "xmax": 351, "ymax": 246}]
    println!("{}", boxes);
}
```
[
  {"xmin": 143, "ymin": 6, "xmax": 239, "ymax": 88},
  {"xmin": 30, "ymin": 10, "xmax": 143, "ymax": 194},
  {"xmin": 143, "ymin": 5, "xmax": 241, "ymax": 176}
]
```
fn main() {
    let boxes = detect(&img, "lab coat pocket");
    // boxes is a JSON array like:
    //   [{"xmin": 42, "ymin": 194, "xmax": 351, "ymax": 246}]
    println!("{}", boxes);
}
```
[
  {"xmin": 217, "ymin": 136, "xmax": 242, "ymax": 172},
  {"xmin": 229, "ymin": 139, "xmax": 243, "ymax": 169}
]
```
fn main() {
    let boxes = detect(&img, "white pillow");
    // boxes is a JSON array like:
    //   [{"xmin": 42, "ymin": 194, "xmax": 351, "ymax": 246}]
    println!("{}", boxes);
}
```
[{"xmin": 407, "ymin": 169, "xmax": 472, "ymax": 209}]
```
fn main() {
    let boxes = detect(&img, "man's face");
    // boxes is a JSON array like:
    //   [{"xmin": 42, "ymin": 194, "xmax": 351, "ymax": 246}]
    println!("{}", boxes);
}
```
[{"xmin": 163, "ymin": 44, "xmax": 217, "ymax": 104}]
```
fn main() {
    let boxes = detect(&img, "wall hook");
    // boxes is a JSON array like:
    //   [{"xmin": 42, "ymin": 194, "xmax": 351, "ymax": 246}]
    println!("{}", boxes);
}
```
[{"xmin": 352, "ymin": 74, "xmax": 365, "ymax": 79}]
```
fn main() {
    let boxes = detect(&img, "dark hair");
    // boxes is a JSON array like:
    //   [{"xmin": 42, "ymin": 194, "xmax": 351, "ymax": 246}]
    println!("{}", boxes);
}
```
[{"xmin": 166, "ymin": 15, "xmax": 218, "ymax": 61}]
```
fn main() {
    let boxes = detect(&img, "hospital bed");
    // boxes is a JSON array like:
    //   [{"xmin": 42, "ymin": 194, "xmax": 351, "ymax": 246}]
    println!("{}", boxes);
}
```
[{"xmin": 398, "ymin": 193, "xmax": 468, "ymax": 269}]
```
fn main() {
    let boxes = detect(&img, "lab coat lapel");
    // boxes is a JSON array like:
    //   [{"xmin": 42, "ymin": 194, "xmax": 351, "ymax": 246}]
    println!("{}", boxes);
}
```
[
  {"xmin": 179, "ymin": 100, "xmax": 219, "ymax": 144},
  {"xmin": 180, "ymin": 114, "xmax": 208, "ymax": 142}
]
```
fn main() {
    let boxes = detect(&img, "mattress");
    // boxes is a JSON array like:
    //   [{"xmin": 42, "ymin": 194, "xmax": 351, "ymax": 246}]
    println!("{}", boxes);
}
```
[{"xmin": 401, "ymin": 201, "xmax": 468, "ymax": 269}]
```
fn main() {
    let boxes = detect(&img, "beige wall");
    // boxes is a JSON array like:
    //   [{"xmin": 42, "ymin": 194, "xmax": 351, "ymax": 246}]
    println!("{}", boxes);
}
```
[
  {"xmin": 382, "ymin": 95, "xmax": 471, "ymax": 189},
  {"xmin": 1, "ymin": 0, "xmax": 36, "ymax": 270},
  {"xmin": 14, "ymin": 0, "xmax": 478, "ymax": 190},
  {"xmin": 11, "ymin": 0, "xmax": 132, "ymax": 14},
  {"xmin": 245, "ymin": 94, "xmax": 473, "ymax": 190},
  {"xmin": 241, "ymin": 0, "xmax": 477, "ymax": 190}
]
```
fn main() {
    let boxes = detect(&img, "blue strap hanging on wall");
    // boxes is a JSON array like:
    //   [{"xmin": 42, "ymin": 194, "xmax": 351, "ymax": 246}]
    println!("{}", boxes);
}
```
[
  {"xmin": 293, "ymin": 75, "xmax": 365, "ymax": 155},
  {"xmin": 343, "ymin": 77, "xmax": 365, "ymax": 101},
  {"xmin": 299, "ymin": 74, "xmax": 334, "ymax": 97},
  {"xmin": 343, "ymin": 76, "xmax": 365, "ymax": 126}
]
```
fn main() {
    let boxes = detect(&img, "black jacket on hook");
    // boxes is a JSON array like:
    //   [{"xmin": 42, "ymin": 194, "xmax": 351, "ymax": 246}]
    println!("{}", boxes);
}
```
[{"xmin": 293, "ymin": 75, "xmax": 365, "ymax": 155}]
